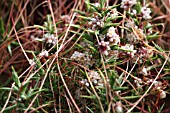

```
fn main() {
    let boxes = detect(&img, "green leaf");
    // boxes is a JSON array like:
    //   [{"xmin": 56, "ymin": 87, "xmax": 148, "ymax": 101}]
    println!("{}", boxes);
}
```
[
  {"xmin": 122, "ymin": 95, "xmax": 140, "ymax": 100},
  {"xmin": 3, "ymin": 104, "xmax": 17, "ymax": 112},
  {"xmin": 85, "ymin": 0, "xmax": 90, "ymax": 12},
  {"xmin": 101, "ymin": 23, "xmax": 119, "ymax": 34},
  {"xmin": 126, "ymin": 11, "xmax": 135, "ymax": 18},
  {"xmin": 106, "ymin": 16, "xmax": 123, "ymax": 23},
  {"xmin": 152, "ymin": 41, "xmax": 164, "ymax": 52},
  {"xmin": 13, "ymin": 85, "xmax": 19, "ymax": 92},
  {"xmin": 133, "ymin": 18, "xmax": 139, "ymax": 26},
  {"xmin": 104, "ymin": 4, "xmax": 120, "ymax": 15},
  {"xmin": 20, "ymin": 82, "xmax": 29, "ymax": 96},
  {"xmin": 134, "ymin": 2, "xmax": 142, "ymax": 14},
  {"xmin": 46, "ymin": 14, "xmax": 53, "ymax": 33},
  {"xmin": 85, "ymin": 29, "xmax": 95, "ymax": 34},
  {"xmin": 109, "ymin": 71, "xmax": 117, "ymax": 89},
  {"xmin": 69, "ymin": 30, "xmax": 81, "ymax": 35},
  {"xmin": 0, "ymin": 17, "xmax": 5, "ymax": 37},
  {"xmin": 70, "ymin": 24, "xmax": 83, "ymax": 29},
  {"xmin": 86, "ymin": 106, "xmax": 95, "ymax": 113},
  {"xmin": 148, "ymin": 106, "xmax": 152, "ymax": 113},
  {"xmin": 4, "ymin": 75, "xmax": 13, "ymax": 86},
  {"xmin": 100, "ymin": 0, "xmax": 106, "ymax": 8},
  {"xmin": 7, "ymin": 44, "xmax": 12, "ymax": 56},
  {"xmin": 78, "ymin": 15, "xmax": 91, "ymax": 21},
  {"xmin": 147, "ymin": 32, "xmax": 159, "ymax": 40},
  {"xmin": 34, "ymin": 25, "xmax": 46, "ymax": 30},
  {"xmin": 56, "ymin": 20, "xmax": 62, "ymax": 27},
  {"xmin": 11, "ymin": 66, "xmax": 21, "ymax": 88},
  {"xmin": 158, "ymin": 103, "xmax": 165, "ymax": 113},
  {"xmin": 20, "ymin": 93, "xmax": 27, "ymax": 100},
  {"xmin": 0, "ymin": 87, "xmax": 11, "ymax": 91},
  {"xmin": 74, "ymin": 9, "xmax": 86, "ymax": 16},
  {"xmin": 75, "ymin": 44, "xmax": 84, "ymax": 49},
  {"xmin": 112, "ymin": 87, "xmax": 129, "ymax": 91},
  {"xmin": 11, "ymin": 41, "xmax": 19, "ymax": 46},
  {"xmin": 85, "ymin": 1, "xmax": 99, "ymax": 12},
  {"xmin": 27, "ymin": 89, "xmax": 48, "ymax": 98}
]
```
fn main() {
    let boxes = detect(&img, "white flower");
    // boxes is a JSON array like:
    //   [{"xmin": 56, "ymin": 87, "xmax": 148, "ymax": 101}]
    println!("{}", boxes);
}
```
[
  {"xmin": 146, "ymin": 23, "xmax": 153, "ymax": 34},
  {"xmin": 48, "ymin": 39, "xmax": 53, "ymax": 43},
  {"xmin": 91, "ymin": 18, "xmax": 97, "ymax": 23},
  {"xmin": 116, "ymin": 106, "xmax": 123, "ymax": 113},
  {"xmin": 138, "ymin": 47, "xmax": 148, "ymax": 58},
  {"xmin": 134, "ymin": 77, "xmax": 142, "ymax": 88},
  {"xmin": 99, "ymin": 41, "xmax": 109, "ymax": 47},
  {"xmin": 107, "ymin": 27, "xmax": 116, "ymax": 37},
  {"xmin": 115, "ymin": 101, "xmax": 123, "ymax": 113},
  {"xmin": 120, "ymin": 44, "xmax": 137, "ymax": 57},
  {"xmin": 153, "ymin": 81, "xmax": 162, "ymax": 87},
  {"xmin": 70, "ymin": 51, "xmax": 92, "ymax": 67},
  {"xmin": 134, "ymin": 77, "xmax": 142, "ymax": 83},
  {"xmin": 107, "ymin": 8, "xmax": 118, "ymax": 18},
  {"xmin": 89, "ymin": 17, "xmax": 104, "ymax": 29},
  {"xmin": 70, "ymin": 51, "xmax": 84, "ymax": 61},
  {"xmin": 110, "ymin": 35, "xmax": 120, "ymax": 45},
  {"xmin": 85, "ymin": 82, "xmax": 90, "ymax": 87},
  {"xmin": 93, "ymin": 80, "xmax": 98, "ymax": 84},
  {"xmin": 131, "ymin": 9, "xmax": 137, "ymax": 15},
  {"xmin": 88, "ymin": 21, "xmax": 92, "ymax": 25},
  {"xmin": 141, "ymin": 7, "xmax": 151, "ymax": 19},
  {"xmin": 146, "ymin": 79, "xmax": 153, "ymax": 85},
  {"xmin": 93, "ymin": 3, "xmax": 100, "ymax": 7},
  {"xmin": 120, "ymin": 0, "xmax": 137, "ymax": 9},
  {"xmin": 92, "ymin": 24, "xmax": 97, "ymax": 30},
  {"xmin": 30, "ymin": 35, "xmax": 45, "ymax": 42},
  {"xmin": 103, "ymin": 51, "xmax": 109, "ymax": 56},
  {"xmin": 44, "ymin": 33, "xmax": 57, "ymax": 45},
  {"xmin": 96, "ymin": 21, "xmax": 104, "ymax": 27},
  {"xmin": 107, "ymin": 27, "xmax": 120, "ymax": 45},
  {"xmin": 99, "ymin": 41, "xmax": 111, "ymax": 56},
  {"xmin": 115, "ymin": 90, "xmax": 121, "ymax": 95},
  {"xmin": 29, "ymin": 59, "xmax": 36, "ymax": 66},
  {"xmin": 139, "ymin": 67, "xmax": 148, "ymax": 75},
  {"xmin": 39, "ymin": 50, "xmax": 49, "ymax": 57},
  {"xmin": 88, "ymin": 71, "xmax": 102, "ymax": 85},
  {"xmin": 125, "ymin": 20, "xmax": 138, "ymax": 28},
  {"xmin": 99, "ymin": 34, "xmax": 105, "ymax": 41},
  {"xmin": 80, "ymin": 79, "xmax": 85, "ymax": 84},
  {"xmin": 146, "ymin": 79, "xmax": 164, "ymax": 89},
  {"xmin": 100, "ymin": 21, "xmax": 104, "ymax": 27},
  {"xmin": 81, "ymin": 79, "xmax": 89, "ymax": 87},
  {"xmin": 142, "ymin": 67, "xmax": 147, "ymax": 75},
  {"xmin": 159, "ymin": 90, "xmax": 166, "ymax": 99},
  {"xmin": 134, "ymin": 80, "xmax": 142, "ymax": 88},
  {"xmin": 126, "ymin": 32, "xmax": 137, "ymax": 43}
]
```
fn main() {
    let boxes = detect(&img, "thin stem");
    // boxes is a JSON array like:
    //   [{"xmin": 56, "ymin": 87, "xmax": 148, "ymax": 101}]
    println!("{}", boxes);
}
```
[{"xmin": 127, "ymin": 52, "xmax": 170, "ymax": 113}]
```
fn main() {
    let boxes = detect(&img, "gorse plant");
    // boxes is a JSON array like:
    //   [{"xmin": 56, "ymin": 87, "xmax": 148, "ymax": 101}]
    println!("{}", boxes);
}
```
[{"xmin": 0, "ymin": 0, "xmax": 170, "ymax": 113}]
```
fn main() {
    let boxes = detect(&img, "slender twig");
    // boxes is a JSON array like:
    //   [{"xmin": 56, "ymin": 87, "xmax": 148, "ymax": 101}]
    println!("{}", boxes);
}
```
[
  {"xmin": 85, "ymin": 70, "xmax": 105, "ymax": 113},
  {"xmin": 49, "ymin": 73, "xmax": 58, "ymax": 113},
  {"xmin": 8, "ymin": 0, "xmax": 30, "ymax": 37},
  {"xmin": 12, "ymin": 18, "xmax": 31, "ymax": 64},
  {"xmin": 0, "ymin": 84, "xmax": 14, "ymax": 113},
  {"xmin": 121, "ymin": 57, "xmax": 139, "ymax": 86},
  {"xmin": 127, "ymin": 52, "xmax": 170, "ymax": 113},
  {"xmin": 48, "ymin": 0, "xmax": 81, "ymax": 112}
]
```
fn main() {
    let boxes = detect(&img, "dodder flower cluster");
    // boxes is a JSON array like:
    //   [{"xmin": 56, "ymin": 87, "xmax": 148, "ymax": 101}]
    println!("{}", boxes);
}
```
[
  {"xmin": 70, "ymin": 51, "xmax": 92, "ymax": 67},
  {"xmin": 68, "ymin": 0, "xmax": 167, "ymax": 112},
  {"xmin": 120, "ymin": 0, "xmax": 137, "ymax": 9}
]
